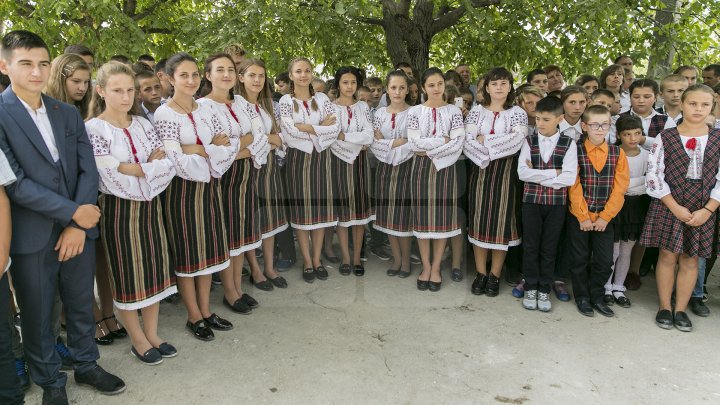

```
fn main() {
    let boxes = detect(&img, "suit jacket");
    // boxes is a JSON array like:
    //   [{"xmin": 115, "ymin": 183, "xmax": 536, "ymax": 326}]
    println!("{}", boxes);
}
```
[{"xmin": 0, "ymin": 87, "xmax": 99, "ymax": 255}]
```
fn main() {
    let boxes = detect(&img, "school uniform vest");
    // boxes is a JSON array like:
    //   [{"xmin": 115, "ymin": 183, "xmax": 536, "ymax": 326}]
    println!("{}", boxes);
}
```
[
  {"xmin": 620, "ymin": 111, "xmax": 669, "ymax": 138},
  {"xmin": 522, "ymin": 134, "xmax": 572, "ymax": 206},
  {"xmin": 577, "ymin": 143, "xmax": 620, "ymax": 213},
  {"xmin": 661, "ymin": 128, "xmax": 720, "ymax": 204}
]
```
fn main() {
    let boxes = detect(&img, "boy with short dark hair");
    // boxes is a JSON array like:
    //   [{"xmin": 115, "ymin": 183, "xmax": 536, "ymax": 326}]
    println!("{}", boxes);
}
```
[
  {"xmin": 517, "ymin": 97, "xmax": 577, "ymax": 312},
  {"xmin": 567, "ymin": 105, "xmax": 629, "ymax": 318},
  {"xmin": 365, "ymin": 77, "xmax": 383, "ymax": 108},
  {"xmin": 134, "ymin": 70, "xmax": 162, "ymax": 124}
]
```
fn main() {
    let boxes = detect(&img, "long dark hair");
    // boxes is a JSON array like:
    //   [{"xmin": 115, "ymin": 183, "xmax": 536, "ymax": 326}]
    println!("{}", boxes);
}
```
[
  {"xmin": 333, "ymin": 66, "xmax": 362, "ymax": 101},
  {"xmin": 385, "ymin": 69, "xmax": 412, "ymax": 105},
  {"xmin": 419, "ymin": 67, "xmax": 445, "ymax": 101},
  {"xmin": 199, "ymin": 53, "xmax": 235, "ymax": 99},
  {"xmin": 481, "ymin": 67, "xmax": 515, "ymax": 109}
]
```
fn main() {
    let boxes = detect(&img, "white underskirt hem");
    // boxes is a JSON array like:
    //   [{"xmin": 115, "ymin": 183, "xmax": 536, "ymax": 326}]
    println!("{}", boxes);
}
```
[
  {"xmin": 413, "ymin": 228, "xmax": 462, "ymax": 240},
  {"xmin": 229, "ymin": 240, "xmax": 262, "ymax": 257},
  {"xmin": 175, "ymin": 259, "xmax": 230, "ymax": 277},
  {"xmin": 338, "ymin": 215, "xmax": 375, "ymax": 227},
  {"xmin": 113, "ymin": 286, "xmax": 178, "ymax": 311},
  {"xmin": 373, "ymin": 224, "xmax": 413, "ymax": 237},
  {"xmin": 468, "ymin": 237, "xmax": 522, "ymax": 251},
  {"xmin": 290, "ymin": 220, "xmax": 338, "ymax": 230},
  {"xmin": 261, "ymin": 223, "xmax": 289, "ymax": 239}
]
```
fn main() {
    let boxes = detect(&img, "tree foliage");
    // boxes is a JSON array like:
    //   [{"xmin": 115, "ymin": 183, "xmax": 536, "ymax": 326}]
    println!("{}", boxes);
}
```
[{"xmin": 1, "ymin": 0, "xmax": 718, "ymax": 80}]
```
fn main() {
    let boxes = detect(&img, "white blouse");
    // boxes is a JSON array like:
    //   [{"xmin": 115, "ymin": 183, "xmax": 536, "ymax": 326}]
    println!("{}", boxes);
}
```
[
  {"xmin": 236, "ymin": 96, "xmax": 286, "ymax": 159},
  {"xmin": 517, "ymin": 132, "xmax": 578, "ymax": 189},
  {"xmin": 87, "ymin": 116, "xmax": 175, "ymax": 201},
  {"xmin": 646, "ymin": 133, "xmax": 720, "ymax": 201},
  {"xmin": 154, "ymin": 103, "xmax": 237, "ymax": 182},
  {"xmin": 406, "ymin": 104, "xmax": 465, "ymax": 170},
  {"xmin": 371, "ymin": 107, "xmax": 414, "ymax": 165},
  {"xmin": 625, "ymin": 147, "xmax": 649, "ymax": 196},
  {"xmin": 331, "ymin": 101, "xmax": 374, "ymax": 164},
  {"xmin": 278, "ymin": 92, "xmax": 339, "ymax": 154},
  {"xmin": 464, "ymin": 105, "xmax": 528, "ymax": 169}
]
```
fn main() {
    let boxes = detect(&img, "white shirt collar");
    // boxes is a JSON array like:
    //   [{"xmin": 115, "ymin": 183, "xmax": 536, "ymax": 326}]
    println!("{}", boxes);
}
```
[
  {"xmin": 559, "ymin": 119, "xmax": 581, "ymax": 134},
  {"xmin": 539, "ymin": 131, "xmax": 560, "ymax": 142},
  {"xmin": 18, "ymin": 95, "xmax": 47, "ymax": 115},
  {"xmin": 630, "ymin": 108, "xmax": 659, "ymax": 121}
]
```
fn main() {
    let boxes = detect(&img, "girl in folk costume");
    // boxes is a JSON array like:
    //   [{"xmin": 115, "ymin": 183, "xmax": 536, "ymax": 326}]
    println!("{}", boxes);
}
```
[
  {"xmin": 371, "ymin": 70, "xmax": 415, "ymax": 278},
  {"xmin": 235, "ymin": 58, "xmax": 289, "ymax": 287},
  {"xmin": 155, "ymin": 53, "xmax": 235, "ymax": 341},
  {"xmin": 407, "ymin": 67, "xmax": 465, "ymax": 292},
  {"xmin": 86, "ymin": 62, "xmax": 177, "ymax": 364},
  {"xmin": 278, "ymin": 58, "xmax": 339, "ymax": 283},
  {"xmin": 642, "ymin": 84, "xmax": 720, "ymax": 332},
  {"xmin": 464, "ymin": 67, "xmax": 528, "ymax": 297},
  {"xmin": 330, "ymin": 66, "xmax": 374, "ymax": 276},
  {"xmin": 197, "ymin": 54, "xmax": 266, "ymax": 317}
]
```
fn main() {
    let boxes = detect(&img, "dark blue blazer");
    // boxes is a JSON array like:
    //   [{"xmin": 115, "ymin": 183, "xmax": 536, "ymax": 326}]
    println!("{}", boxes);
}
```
[{"xmin": 0, "ymin": 87, "xmax": 99, "ymax": 255}]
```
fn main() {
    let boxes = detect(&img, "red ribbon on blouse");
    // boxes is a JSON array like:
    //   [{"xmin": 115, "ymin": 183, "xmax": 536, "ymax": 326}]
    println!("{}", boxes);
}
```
[
  {"xmin": 432, "ymin": 108, "xmax": 437, "ymax": 135},
  {"xmin": 391, "ymin": 113, "xmax": 396, "ymax": 129},
  {"xmin": 226, "ymin": 103, "xmax": 240, "ymax": 124},
  {"xmin": 122, "ymin": 128, "xmax": 140, "ymax": 163},
  {"xmin": 347, "ymin": 106, "xmax": 353, "ymax": 126},
  {"xmin": 186, "ymin": 112, "xmax": 203, "ymax": 145},
  {"xmin": 686, "ymin": 137, "xmax": 697, "ymax": 151},
  {"xmin": 489, "ymin": 111, "xmax": 499, "ymax": 135}
]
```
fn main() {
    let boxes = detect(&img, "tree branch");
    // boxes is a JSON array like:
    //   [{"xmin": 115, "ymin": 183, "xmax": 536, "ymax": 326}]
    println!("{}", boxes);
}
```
[
  {"xmin": 14, "ymin": 0, "xmax": 36, "ymax": 17},
  {"xmin": 145, "ymin": 27, "xmax": 173, "ymax": 34},
  {"xmin": 132, "ymin": 0, "xmax": 177, "ymax": 21},
  {"xmin": 124, "ymin": 0, "xmax": 137, "ymax": 16},
  {"xmin": 355, "ymin": 16, "xmax": 385, "ymax": 26},
  {"xmin": 429, "ymin": 0, "xmax": 501, "ymax": 35}
]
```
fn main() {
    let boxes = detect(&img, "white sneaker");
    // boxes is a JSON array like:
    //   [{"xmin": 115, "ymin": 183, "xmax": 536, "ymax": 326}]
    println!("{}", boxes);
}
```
[
  {"xmin": 523, "ymin": 290, "xmax": 538, "ymax": 310},
  {"xmin": 537, "ymin": 291, "xmax": 552, "ymax": 312}
]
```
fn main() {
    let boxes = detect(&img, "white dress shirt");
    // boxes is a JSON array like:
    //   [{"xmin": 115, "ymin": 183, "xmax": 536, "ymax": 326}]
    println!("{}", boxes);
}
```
[
  {"xmin": 18, "ymin": 97, "xmax": 59, "ymax": 161},
  {"xmin": 517, "ymin": 132, "xmax": 578, "ymax": 189},
  {"xmin": 559, "ymin": 118, "xmax": 583, "ymax": 142}
]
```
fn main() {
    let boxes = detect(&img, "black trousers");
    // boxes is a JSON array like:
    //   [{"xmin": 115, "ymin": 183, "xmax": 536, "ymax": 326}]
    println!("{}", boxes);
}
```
[
  {"xmin": 566, "ymin": 215, "xmax": 614, "ymax": 303},
  {"xmin": 0, "ymin": 272, "xmax": 24, "ymax": 404},
  {"xmin": 9, "ymin": 224, "xmax": 99, "ymax": 389},
  {"xmin": 522, "ymin": 203, "xmax": 566, "ymax": 293}
]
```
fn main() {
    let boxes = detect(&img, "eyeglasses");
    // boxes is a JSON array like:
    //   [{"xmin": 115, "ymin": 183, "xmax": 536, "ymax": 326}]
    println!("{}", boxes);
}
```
[{"xmin": 586, "ymin": 123, "xmax": 611, "ymax": 131}]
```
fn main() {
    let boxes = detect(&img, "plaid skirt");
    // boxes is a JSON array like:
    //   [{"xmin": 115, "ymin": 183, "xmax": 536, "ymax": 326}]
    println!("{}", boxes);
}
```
[
  {"xmin": 285, "ymin": 147, "xmax": 336, "ymax": 230},
  {"xmin": 331, "ymin": 150, "xmax": 373, "ymax": 226},
  {"xmin": 410, "ymin": 155, "xmax": 461, "ymax": 239},
  {"xmin": 374, "ymin": 159, "xmax": 413, "ymax": 237}
]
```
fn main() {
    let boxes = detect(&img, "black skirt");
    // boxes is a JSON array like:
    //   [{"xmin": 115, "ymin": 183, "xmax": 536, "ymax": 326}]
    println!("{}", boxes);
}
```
[{"xmin": 614, "ymin": 194, "xmax": 650, "ymax": 242}]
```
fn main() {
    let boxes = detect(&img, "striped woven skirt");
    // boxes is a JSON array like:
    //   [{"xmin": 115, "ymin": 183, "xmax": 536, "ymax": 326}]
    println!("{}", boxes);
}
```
[
  {"xmin": 409, "ymin": 155, "xmax": 461, "ymax": 239},
  {"xmin": 99, "ymin": 194, "xmax": 176, "ymax": 310},
  {"xmin": 467, "ymin": 155, "xmax": 522, "ymax": 250},
  {"xmin": 254, "ymin": 151, "xmax": 289, "ymax": 239},
  {"xmin": 331, "ymin": 150, "xmax": 373, "ymax": 227},
  {"xmin": 164, "ymin": 176, "xmax": 230, "ymax": 276},
  {"xmin": 374, "ymin": 159, "xmax": 413, "ymax": 236},
  {"xmin": 285, "ymin": 147, "xmax": 336, "ymax": 230},
  {"xmin": 222, "ymin": 158, "xmax": 262, "ymax": 255}
]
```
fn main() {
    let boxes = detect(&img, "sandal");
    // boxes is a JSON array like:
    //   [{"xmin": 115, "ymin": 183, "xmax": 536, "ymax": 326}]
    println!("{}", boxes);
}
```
[
  {"xmin": 95, "ymin": 322, "xmax": 114, "ymax": 346},
  {"xmin": 102, "ymin": 315, "xmax": 128, "ymax": 339}
]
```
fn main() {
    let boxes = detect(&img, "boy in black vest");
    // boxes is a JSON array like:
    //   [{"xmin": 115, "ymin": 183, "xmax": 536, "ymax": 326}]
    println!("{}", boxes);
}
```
[
  {"xmin": 568, "ymin": 105, "xmax": 629, "ymax": 317},
  {"xmin": 518, "ymin": 97, "xmax": 577, "ymax": 312}
]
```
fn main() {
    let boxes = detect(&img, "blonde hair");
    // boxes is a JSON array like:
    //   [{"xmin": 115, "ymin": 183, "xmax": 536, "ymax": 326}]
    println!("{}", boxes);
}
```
[
  {"xmin": 88, "ymin": 61, "xmax": 140, "ymax": 118},
  {"xmin": 45, "ymin": 53, "xmax": 91, "ymax": 119},
  {"xmin": 236, "ymin": 58, "xmax": 280, "ymax": 134},
  {"xmin": 660, "ymin": 74, "xmax": 689, "ymax": 91},
  {"xmin": 516, "ymin": 85, "xmax": 544, "ymax": 104},
  {"xmin": 287, "ymin": 57, "xmax": 318, "ymax": 113},
  {"xmin": 224, "ymin": 43, "xmax": 247, "ymax": 58}
]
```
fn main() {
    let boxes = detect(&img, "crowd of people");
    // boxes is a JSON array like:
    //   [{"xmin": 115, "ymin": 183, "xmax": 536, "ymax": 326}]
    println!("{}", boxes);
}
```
[{"xmin": 0, "ymin": 29, "xmax": 720, "ymax": 405}]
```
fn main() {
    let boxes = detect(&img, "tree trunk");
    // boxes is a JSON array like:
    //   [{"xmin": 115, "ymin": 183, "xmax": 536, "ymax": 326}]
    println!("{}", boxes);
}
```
[{"xmin": 646, "ymin": 0, "xmax": 677, "ymax": 79}]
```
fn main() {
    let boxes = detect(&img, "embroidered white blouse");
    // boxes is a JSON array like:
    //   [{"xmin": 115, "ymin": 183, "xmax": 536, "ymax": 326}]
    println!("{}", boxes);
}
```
[
  {"xmin": 278, "ymin": 92, "xmax": 339, "ymax": 154},
  {"xmin": 371, "ymin": 107, "xmax": 414, "ymax": 165},
  {"xmin": 236, "ymin": 95, "xmax": 286, "ymax": 159},
  {"xmin": 331, "ymin": 101, "xmax": 374, "ymax": 164},
  {"xmin": 406, "ymin": 104, "xmax": 465, "ymax": 170},
  {"xmin": 464, "ymin": 105, "xmax": 528, "ymax": 169},
  {"xmin": 87, "ymin": 116, "xmax": 175, "ymax": 201}
]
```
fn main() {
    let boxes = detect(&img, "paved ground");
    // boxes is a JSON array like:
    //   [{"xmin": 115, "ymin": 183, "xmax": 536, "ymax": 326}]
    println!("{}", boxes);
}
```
[{"xmin": 23, "ymin": 253, "xmax": 720, "ymax": 405}]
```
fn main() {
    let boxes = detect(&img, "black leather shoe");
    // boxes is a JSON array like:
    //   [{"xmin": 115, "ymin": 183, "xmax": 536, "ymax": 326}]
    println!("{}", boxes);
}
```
[
  {"xmin": 603, "ymin": 294, "xmax": 614, "ymax": 305},
  {"xmin": 302, "ymin": 268, "xmax": 315, "ymax": 283},
  {"xmin": 186, "ymin": 320, "xmax": 215, "ymax": 341},
  {"xmin": 131, "ymin": 346, "xmax": 163, "ymax": 365},
  {"xmin": 354, "ymin": 265, "xmax": 365, "ymax": 276},
  {"xmin": 74, "ymin": 365, "xmax": 126, "ymax": 395},
  {"xmin": 386, "ymin": 267, "xmax": 400, "ymax": 277},
  {"xmin": 103, "ymin": 316, "xmax": 128, "ymax": 339},
  {"xmin": 655, "ymin": 309, "xmax": 673, "ymax": 329},
  {"xmin": 397, "ymin": 267, "xmax": 411, "ymax": 278},
  {"xmin": 576, "ymin": 298, "xmax": 594, "ymax": 317},
  {"xmin": 315, "ymin": 266, "xmax": 329, "ymax": 280},
  {"xmin": 340, "ymin": 264, "xmax": 352, "ymax": 276},
  {"xmin": 417, "ymin": 278, "xmax": 429, "ymax": 291},
  {"xmin": 428, "ymin": 278, "xmax": 442, "ymax": 292},
  {"xmin": 674, "ymin": 311, "xmax": 693, "ymax": 332},
  {"xmin": 451, "ymin": 268, "xmax": 463, "ymax": 282},
  {"xmin": 42, "ymin": 386, "xmax": 68, "ymax": 405},
  {"xmin": 267, "ymin": 275, "xmax": 288, "ymax": 288},
  {"xmin": 223, "ymin": 297, "xmax": 252, "ymax": 314},
  {"xmin": 240, "ymin": 293, "xmax": 259, "ymax": 309},
  {"xmin": 471, "ymin": 274, "xmax": 487, "ymax": 295},
  {"xmin": 251, "ymin": 276, "xmax": 274, "ymax": 291},
  {"xmin": 156, "ymin": 342, "xmax": 178, "ymax": 358},
  {"xmin": 690, "ymin": 297, "xmax": 710, "ymax": 317},
  {"xmin": 614, "ymin": 293, "xmax": 631, "ymax": 308},
  {"xmin": 485, "ymin": 274, "xmax": 500, "ymax": 297},
  {"xmin": 94, "ymin": 322, "xmax": 114, "ymax": 346},
  {"xmin": 203, "ymin": 313, "xmax": 233, "ymax": 331},
  {"xmin": 592, "ymin": 301, "xmax": 615, "ymax": 317}
]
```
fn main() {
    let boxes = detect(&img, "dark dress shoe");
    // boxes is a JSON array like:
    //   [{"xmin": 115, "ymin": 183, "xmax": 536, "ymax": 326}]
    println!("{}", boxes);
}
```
[
  {"xmin": 302, "ymin": 268, "xmax": 315, "ymax": 283},
  {"xmin": 322, "ymin": 252, "xmax": 340, "ymax": 263},
  {"xmin": 315, "ymin": 266, "xmax": 329, "ymax": 280},
  {"xmin": 340, "ymin": 264, "xmax": 352, "ymax": 276},
  {"xmin": 223, "ymin": 297, "xmax": 252, "ymax": 314},
  {"xmin": 614, "ymin": 294, "xmax": 631, "ymax": 308},
  {"xmin": 655, "ymin": 309, "xmax": 673, "ymax": 329},
  {"xmin": 203, "ymin": 313, "xmax": 233, "ymax": 331},
  {"xmin": 251, "ymin": 276, "xmax": 274, "ymax": 291},
  {"xmin": 43, "ymin": 386, "xmax": 68, "ymax": 405},
  {"xmin": 74, "ymin": 365, "xmax": 126, "ymax": 395},
  {"xmin": 156, "ymin": 342, "xmax": 178, "ymax": 358},
  {"xmin": 131, "ymin": 346, "xmax": 163, "ymax": 365},
  {"xmin": 592, "ymin": 301, "xmax": 615, "ymax": 317},
  {"xmin": 186, "ymin": 320, "xmax": 215, "ymax": 341},
  {"xmin": 674, "ymin": 311, "xmax": 693, "ymax": 332},
  {"xmin": 485, "ymin": 274, "xmax": 500, "ymax": 297},
  {"xmin": 397, "ymin": 267, "xmax": 411, "ymax": 278},
  {"xmin": 471, "ymin": 274, "xmax": 487, "ymax": 295},
  {"xmin": 103, "ymin": 316, "xmax": 128, "ymax": 338},
  {"xmin": 240, "ymin": 293, "xmax": 259, "ymax": 309},
  {"xmin": 428, "ymin": 278, "xmax": 442, "ymax": 292},
  {"xmin": 94, "ymin": 322, "xmax": 114, "ymax": 346},
  {"xmin": 386, "ymin": 267, "xmax": 400, "ymax": 277},
  {"xmin": 576, "ymin": 298, "xmax": 594, "ymax": 317},
  {"xmin": 451, "ymin": 268, "xmax": 463, "ymax": 282},
  {"xmin": 267, "ymin": 275, "xmax": 288, "ymax": 288},
  {"xmin": 603, "ymin": 294, "xmax": 614, "ymax": 305},
  {"xmin": 690, "ymin": 297, "xmax": 710, "ymax": 317},
  {"xmin": 354, "ymin": 265, "xmax": 365, "ymax": 276},
  {"xmin": 417, "ymin": 278, "xmax": 429, "ymax": 291}
]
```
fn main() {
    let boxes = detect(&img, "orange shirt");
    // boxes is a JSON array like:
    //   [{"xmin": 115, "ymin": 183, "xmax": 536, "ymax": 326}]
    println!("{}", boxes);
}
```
[{"xmin": 569, "ymin": 139, "xmax": 629, "ymax": 223}]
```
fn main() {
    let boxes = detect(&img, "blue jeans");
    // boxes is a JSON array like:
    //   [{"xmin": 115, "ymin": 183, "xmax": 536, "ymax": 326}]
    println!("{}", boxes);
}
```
[{"xmin": 692, "ymin": 258, "xmax": 706, "ymax": 298}]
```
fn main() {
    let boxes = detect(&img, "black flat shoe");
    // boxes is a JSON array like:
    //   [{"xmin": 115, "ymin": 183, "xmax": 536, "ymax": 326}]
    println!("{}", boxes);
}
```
[
  {"xmin": 655, "ymin": 309, "xmax": 673, "ymax": 329},
  {"xmin": 223, "ymin": 297, "xmax": 252, "ymax": 314},
  {"xmin": 471, "ymin": 274, "xmax": 487, "ymax": 295},
  {"xmin": 74, "ymin": 365, "xmax": 126, "ymax": 395},
  {"xmin": 303, "ymin": 268, "xmax": 315, "ymax": 283},
  {"xmin": 315, "ymin": 266, "xmax": 329, "ymax": 280},
  {"xmin": 485, "ymin": 274, "xmax": 500, "ymax": 297},
  {"xmin": 95, "ymin": 322, "xmax": 114, "ymax": 346},
  {"xmin": 592, "ymin": 301, "xmax": 615, "ymax": 317},
  {"xmin": 250, "ymin": 276, "xmax": 274, "ymax": 291},
  {"xmin": 451, "ymin": 268, "xmax": 463, "ymax": 282},
  {"xmin": 240, "ymin": 293, "xmax": 259, "ymax": 309},
  {"xmin": 131, "ymin": 346, "xmax": 163, "ymax": 365},
  {"xmin": 186, "ymin": 320, "xmax": 215, "ymax": 341},
  {"xmin": 354, "ymin": 264, "xmax": 365, "ymax": 276},
  {"xmin": 613, "ymin": 293, "xmax": 631, "ymax": 308},
  {"xmin": 576, "ymin": 298, "xmax": 594, "ymax": 317},
  {"xmin": 674, "ymin": 311, "xmax": 692, "ymax": 332},
  {"xmin": 42, "ymin": 386, "xmax": 68, "ymax": 405},
  {"xmin": 322, "ymin": 252, "xmax": 340, "ymax": 263},
  {"xmin": 103, "ymin": 316, "xmax": 128, "ymax": 338},
  {"xmin": 156, "ymin": 342, "xmax": 178, "ymax": 358},
  {"xmin": 340, "ymin": 264, "xmax": 352, "ymax": 276},
  {"xmin": 603, "ymin": 294, "xmax": 615, "ymax": 305},
  {"xmin": 428, "ymin": 278, "xmax": 442, "ymax": 292},
  {"xmin": 203, "ymin": 313, "xmax": 233, "ymax": 331},
  {"xmin": 386, "ymin": 267, "xmax": 400, "ymax": 277},
  {"xmin": 267, "ymin": 275, "xmax": 288, "ymax": 288},
  {"xmin": 397, "ymin": 267, "xmax": 411, "ymax": 278},
  {"xmin": 417, "ymin": 278, "xmax": 429, "ymax": 291}
]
